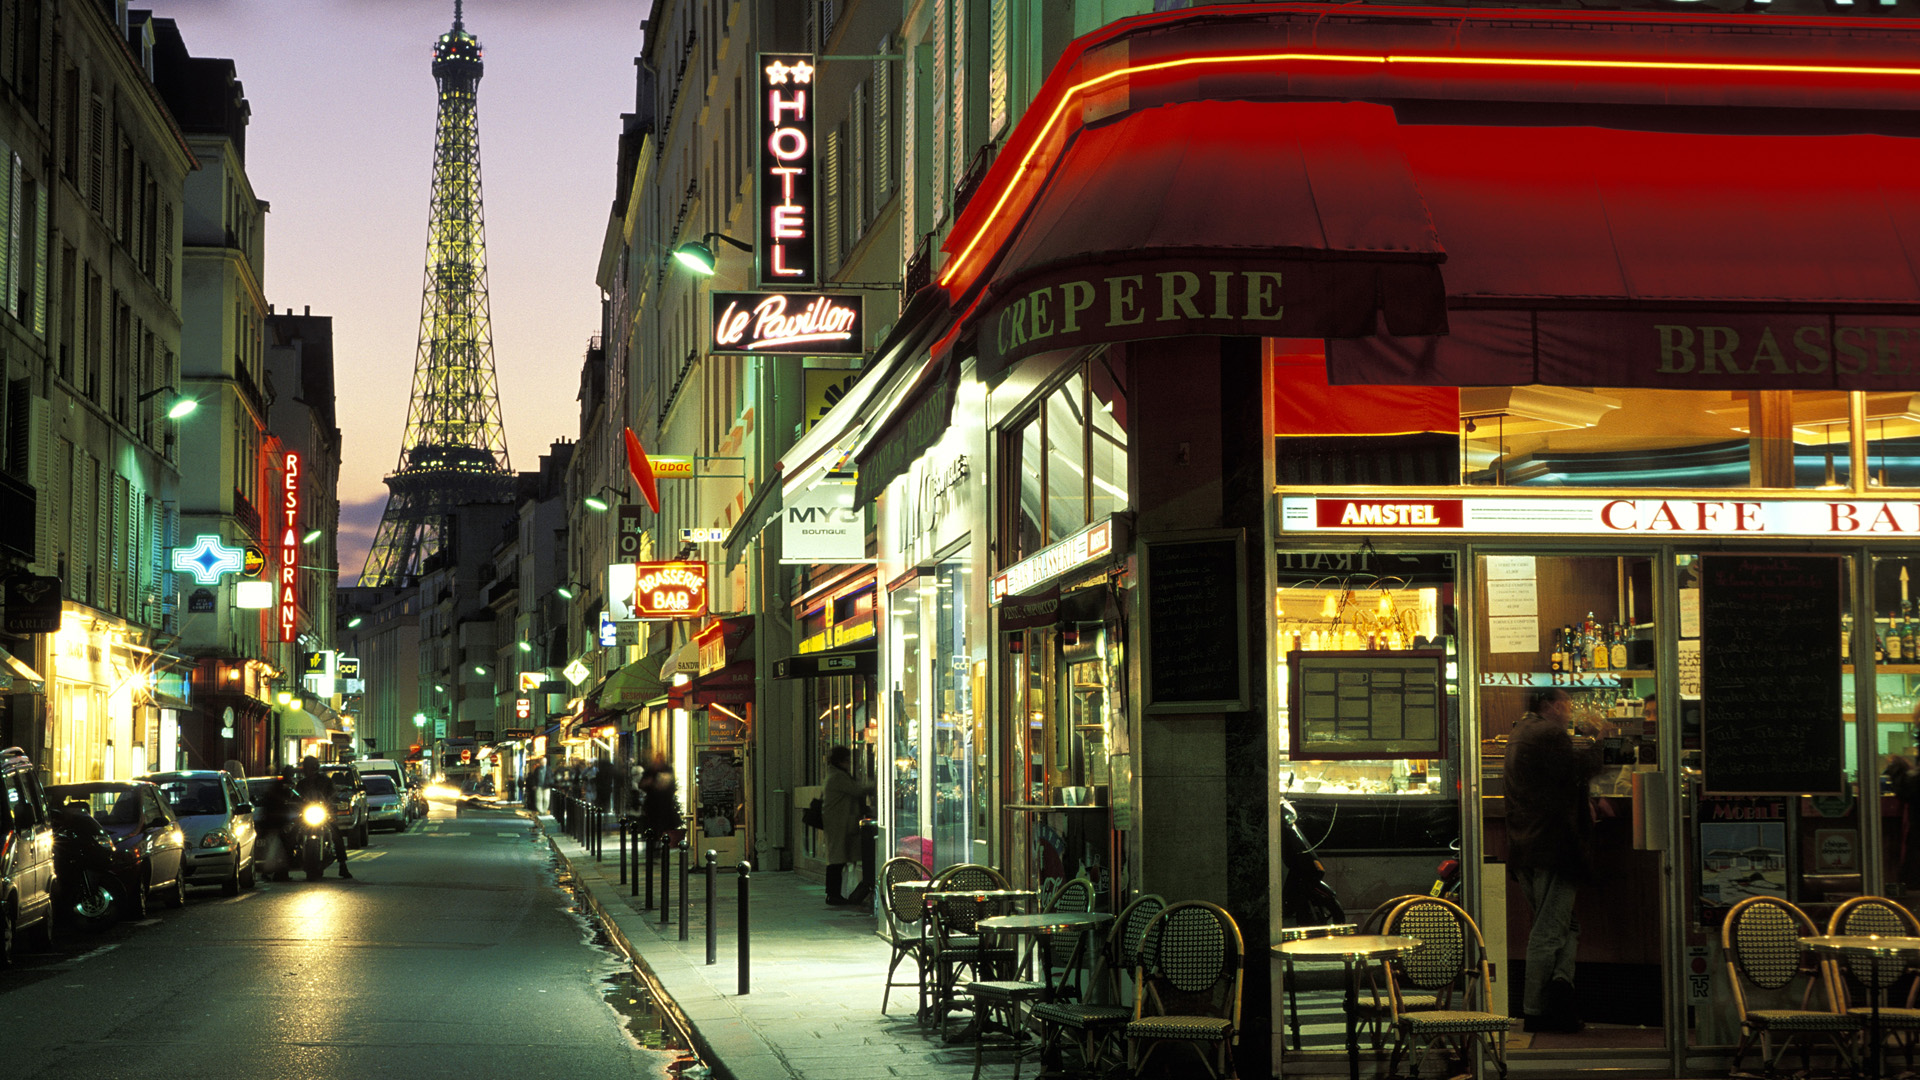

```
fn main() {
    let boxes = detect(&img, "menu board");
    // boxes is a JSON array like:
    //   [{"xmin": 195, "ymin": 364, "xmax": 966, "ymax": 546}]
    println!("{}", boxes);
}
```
[
  {"xmin": 1289, "ymin": 650, "xmax": 1447, "ymax": 760},
  {"xmin": 1701, "ymin": 555, "xmax": 1843, "ymax": 795},
  {"xmin": 1142, "ymin": 532, "xmax": 1249, "ymax": 713}
]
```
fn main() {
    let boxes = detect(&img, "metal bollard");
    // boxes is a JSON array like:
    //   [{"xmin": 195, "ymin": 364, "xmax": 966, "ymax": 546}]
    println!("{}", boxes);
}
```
[
  {"xmin": 737, "ymin": 860, "xmax": 752, "ymax": 995},
  {"xmin": 618, "ymin": 819, "xmax": 628, "ymax": 883},
  {"xmin": 659, "ymin": 835, "xmax": 671, "ymax": 925},
  {"xmin": 593, "ymin": 807, "xmax": 603, "ymax": 862},
  {"xmin": 705, "ymin": 849, "xmax": 718, "ymax": 965},
  {"xmin": 644, "ymin": 833, "xmax": 655, "ymax": 907},
  {"xmin": 678, "ymin": 839, "xmax": 690, "ymax": 941}
]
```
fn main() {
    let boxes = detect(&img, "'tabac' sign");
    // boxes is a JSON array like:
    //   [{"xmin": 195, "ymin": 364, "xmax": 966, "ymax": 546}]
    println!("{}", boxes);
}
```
[{"xmin": 629, "ymin": 560, "xmax": 709, "ymax": 620}]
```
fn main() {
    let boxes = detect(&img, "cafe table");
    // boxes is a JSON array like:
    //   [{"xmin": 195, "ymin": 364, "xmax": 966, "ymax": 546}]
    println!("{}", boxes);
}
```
[
  {"xmin": 922, "ymin": 889, "xmax": 1041, "ymax": 1030},
  {"xmin": 977, "ymin": 911, "xmax": 1117, "ymax": 1074},
  {"xmin": 1802, "ymin": 933, "xmax": 1920, "ymax": 1079},
  {"xmin": 1275, "ymin": 933, "xmax": 1421, "ymax": 1080}
]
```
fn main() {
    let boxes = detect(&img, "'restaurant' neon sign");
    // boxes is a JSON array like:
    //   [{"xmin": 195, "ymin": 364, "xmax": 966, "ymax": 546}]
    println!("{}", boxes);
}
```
[
  {"xmin": 278, "ymin": 451, "xmax": 302, "ymax": 643},
  {"xmin": 711, "ymin": 291, "xmax": 863, "ymax": 355},
  {"xmin": 758, "ymin": 54, "xmax": 816, "ymax": 287}
]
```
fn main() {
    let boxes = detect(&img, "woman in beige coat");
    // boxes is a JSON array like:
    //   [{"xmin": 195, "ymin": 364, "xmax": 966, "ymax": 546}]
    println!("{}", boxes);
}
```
[{"xmin": 821, "ymin": 745, "xmax": 873, "ymax": 905}]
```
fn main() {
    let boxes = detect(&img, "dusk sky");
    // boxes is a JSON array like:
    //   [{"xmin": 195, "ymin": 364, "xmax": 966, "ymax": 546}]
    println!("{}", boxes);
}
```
[{"xmin": 142, "ymin": 0, "xmax": 645, "ymax": 583}]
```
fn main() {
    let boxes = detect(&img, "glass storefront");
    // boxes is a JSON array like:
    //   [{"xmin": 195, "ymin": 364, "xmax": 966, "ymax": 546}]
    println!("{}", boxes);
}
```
[{"xmin": 887, "ymin": 548, "xmax": 979, "ymax": 870}]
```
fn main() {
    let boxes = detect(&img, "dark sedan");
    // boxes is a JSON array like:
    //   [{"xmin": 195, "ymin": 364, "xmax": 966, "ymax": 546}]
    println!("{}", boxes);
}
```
[{"xmin": 44, "ymin": 781, "xmax": 189, "ymax": 916}]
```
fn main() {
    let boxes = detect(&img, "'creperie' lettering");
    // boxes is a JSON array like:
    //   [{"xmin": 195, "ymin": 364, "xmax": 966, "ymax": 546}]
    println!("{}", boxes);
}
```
[{"xmin": 996, "ymin": 270, "xmax": 1286, "ymax": 357}]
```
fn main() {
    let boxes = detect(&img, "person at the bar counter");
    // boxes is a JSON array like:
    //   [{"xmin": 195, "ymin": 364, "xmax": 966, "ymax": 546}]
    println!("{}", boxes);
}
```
[{"xmin": 1505, "ymin": 687, "xmax": 1617, "ymax": 1034}]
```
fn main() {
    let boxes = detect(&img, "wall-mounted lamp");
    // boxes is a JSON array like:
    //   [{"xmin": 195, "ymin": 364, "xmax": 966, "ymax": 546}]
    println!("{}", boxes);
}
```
[
  {"xmin": 302, "ymin": 529, "xmax": 324, "ymax": 544},
  {"xmin": 346, "ymin": 616, "xmax": 364, "ymax": 628},
  {"xmin": 556, "ymin": 580, "xmax": 587, "ymax": 601},
  {"xmin": 137, "ymin": 384, "xmax": 198, "ymax": 419},
  {"xmin": 582, "ymin": 485, "xmax": 621, "ymax": 512},
  {"xmin": 671, "ymin": 232, "xmax": 754, "ymax": 277},
  {"xmin": 516, "ymin": 641, "xmax": 533, "ymax": 653}
]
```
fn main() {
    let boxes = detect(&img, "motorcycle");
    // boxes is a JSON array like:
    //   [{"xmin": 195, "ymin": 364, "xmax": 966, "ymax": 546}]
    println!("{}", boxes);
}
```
[
  {"xmin": 1279, "ymin": 795, "xmax": 1345, "ymax": 926},
  {"xmin": 293, "ymin": 799, "xmax": 332, "ymax": 881},
  {"xmin": 50, "ymin": 805, "xmax": 131, "ymax": 929},
  {"xmin": 1430, "ymin": 837, "xmax": 1463, "ymax": 902}
]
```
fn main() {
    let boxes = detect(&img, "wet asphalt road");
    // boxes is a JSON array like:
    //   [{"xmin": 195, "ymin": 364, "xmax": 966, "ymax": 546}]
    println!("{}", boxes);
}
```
[{"xmin": 1, "ymin": 800, "xmax": 676, "ymax": 1079}]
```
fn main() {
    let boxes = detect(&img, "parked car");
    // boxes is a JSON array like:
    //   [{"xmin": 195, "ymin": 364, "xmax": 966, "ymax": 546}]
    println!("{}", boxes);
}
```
[
  {"xmin": 140, "ymin": 770, "xmax": 257, "ymax": 895},
  {"xmin": 353, "ymin": 757, "xmax": 425, "ymax": 823},
  {"xmin": 317, "ymin": 764, "xmax": 369, "ymax": 848},
  {"xmin": 0, "ymin": 746, "xmax": 58, "ymax": 965},
  {"xmin": 44, "ymin": 780, "xmax": 188, "ymax": 915},
  {"xmin": 360, "ymin": 775, "xmax": 411, "ymax": 833}
]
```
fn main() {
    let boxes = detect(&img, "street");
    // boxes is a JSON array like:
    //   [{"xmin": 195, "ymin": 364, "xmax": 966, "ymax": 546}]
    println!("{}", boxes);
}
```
[{"xmin": 2, "ymin": 802, "xmax": 689, "ymax": 1080}]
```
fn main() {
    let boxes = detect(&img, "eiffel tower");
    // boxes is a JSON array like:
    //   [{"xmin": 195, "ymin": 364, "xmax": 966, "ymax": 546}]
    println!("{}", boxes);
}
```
[{"xmin": 361, "ymin": 0, "xmax": 515, "ymax": 586}]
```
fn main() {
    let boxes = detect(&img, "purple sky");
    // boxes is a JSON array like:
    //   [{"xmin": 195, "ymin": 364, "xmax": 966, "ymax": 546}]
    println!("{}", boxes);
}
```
[{"xmin": 142, "ymin": 0, "xmax": 643, "ymax": 582}]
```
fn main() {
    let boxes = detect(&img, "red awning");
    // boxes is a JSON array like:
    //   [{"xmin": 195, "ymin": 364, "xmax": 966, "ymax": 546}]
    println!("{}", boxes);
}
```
[
  {"xmin": 1328, "ymin": 123, "xmax": 1920, "ymax": 390},
  {"xmin": 972, "ymin": 99, "xmax": 1449, "ymax": 378},
  {"xmin": 1270, "ymin": 339, "xmax": 1458, "ymax": 436}
]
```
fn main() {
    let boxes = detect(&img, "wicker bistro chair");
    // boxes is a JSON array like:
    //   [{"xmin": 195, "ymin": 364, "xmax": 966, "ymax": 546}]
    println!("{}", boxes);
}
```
[
  {"xmin": 1825, "ymin": 896, "xmax": 1920, "ymax": 1072},
  {"xmin": 1124, "ymin": 900, "xmax": 1246, "ymax": 1080},
  {"xmin": 1350, "ymin": 894, "xmax": 1438, "ymax": 1052},
  {"xmin": 1030, "ymin": 893, "xmax": 1167, "ymax": 1076},
  {"xmin": 1722, "ymin": 895, "xmax": 1857, "ymax": 1079},
  {"xmin": 1380, "ymin": 896, "xmax": 1510, "ymax": 1080},
  {"xmin": 966, "ymin": 877, "xmax": 1101, "ymax": 1080},
  {"xmin": 926, "ymin": 864, "xmax": 1018, "ymax": 1036},
  {"xmin": 881, "ymin": 856, "xmax": 934, "ymax": 1016}
]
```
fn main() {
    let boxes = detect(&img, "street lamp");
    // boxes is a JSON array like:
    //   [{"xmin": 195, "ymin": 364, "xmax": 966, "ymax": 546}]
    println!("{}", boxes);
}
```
[
  {"xmin": 582, "ymin": 485, "xmax": 619, "ymax": 512},
  {"xmin": 302, "ymin": 529, "xmax": 324, "ymax": 544},
  {"xmin": 556, "ymin": 580, "xmax": 587, "ymax": 601},
  {"xmin": 671, "ymin": 232, "xmax": 753, "ymax": 277},
  {"xmin": 137, "ymin": 384, "xmax": 198, "ymax": 419}
]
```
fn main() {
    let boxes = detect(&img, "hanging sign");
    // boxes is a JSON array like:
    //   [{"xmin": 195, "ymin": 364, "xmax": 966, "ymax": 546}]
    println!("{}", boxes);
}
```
[
  {"xmin": 627, "ymin": 560, "xmax": 709, "ymax": 620},
  {"xmin": 172, "ymin": 535, "xmax": 245, "ymax": 584},
  {"xmin": 781, "ymin": 478, "xmax": 866, "ymax": 564},
  {"xmin": 757, "ymin": 53, "xmax": 816, "ymax": 287},
  {"xmin": 4, "ymin": 574, "xmax": 61, "ymax": 633},
  {"xmin": 1283, "ymin": 495, "xmax": 1920, "ymax": 539},
  {"xmin": 278, "ymin": 451, "xmax": 302, "ymax": 643},
  {"xmin": 711, "ymin": 291, "xmax": 863, "ymax": 355}
]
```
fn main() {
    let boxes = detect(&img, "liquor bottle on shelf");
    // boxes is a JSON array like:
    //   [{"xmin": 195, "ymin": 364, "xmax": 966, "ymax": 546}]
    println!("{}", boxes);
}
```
[
  {"xmin": 1588, "ymin": 612, "xmax": 1609, "ymax": 671},
  {"xmin": 1892, "ymin": 611, "xmax": 1906, "ymax": 662},
  {"xmin": 1842, "ymin": 612, "xmax": 1853, "ymax": 662},
  {"xmin": 1609, "ymin": 624, "xmax": 1629, "ymax": 670},
  {"xmin": 1550, "ymin": 627, "xmax": 1568, "ymax": 673},
  {"xmin": 1878, "ymin": 625, "xmax": 1890, "ymax": 663},
  {"xmin": 1904, "ymin": 602, "xmax": 1916, "ymax": 660}
]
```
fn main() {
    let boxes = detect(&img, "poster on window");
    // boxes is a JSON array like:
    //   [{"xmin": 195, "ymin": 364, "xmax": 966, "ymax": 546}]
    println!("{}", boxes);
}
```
[{"xmin": 1696, "ymin": 796, "xmax": 1791, "ymax": 909}]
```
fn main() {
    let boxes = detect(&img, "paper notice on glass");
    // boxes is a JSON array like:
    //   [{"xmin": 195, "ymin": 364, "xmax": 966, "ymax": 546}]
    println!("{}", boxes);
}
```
[
  {"xmin": 1485, "ymin": 556, "xmax": 1536, "ymax": 580},
  {"xmin": 1680, "ymin": 588, "xmax": 1700, "ymax": 639},
  {"xmin": 1486, "ymin": 576, "xmax": 1538, "ymax": 615},
  {"xmin": 1678, "ymin": 638, "xmax": 1701, "ymax": 697},
  {"xmin": 1488, "ymin": 615, "xmax": 1540, "ymax": 654}
]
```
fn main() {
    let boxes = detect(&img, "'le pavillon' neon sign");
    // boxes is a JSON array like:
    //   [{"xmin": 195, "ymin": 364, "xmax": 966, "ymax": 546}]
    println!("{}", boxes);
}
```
[{"xmin": 710, "ymin": 291, "xmax": 864, "ymax": 355}]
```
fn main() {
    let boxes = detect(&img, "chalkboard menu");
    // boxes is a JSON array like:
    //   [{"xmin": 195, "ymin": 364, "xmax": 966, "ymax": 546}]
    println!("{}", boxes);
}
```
[
  {"xmin": 1142, "ymin": 531, "xmax": 1249, "ymax": 713},
  {"xmin": 1701, "ymin": 554, "xmax": 1843, "ymax": 795}
]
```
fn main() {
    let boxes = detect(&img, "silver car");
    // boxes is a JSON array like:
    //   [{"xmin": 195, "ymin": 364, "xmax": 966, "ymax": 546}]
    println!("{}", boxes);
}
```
[
  {"xmin": 361, "ymin": 774, "xmax": 410, "ymax": 832},
  {"xmin": 140, "ymin": 771, "xmax": 257, "ymax": 895}
]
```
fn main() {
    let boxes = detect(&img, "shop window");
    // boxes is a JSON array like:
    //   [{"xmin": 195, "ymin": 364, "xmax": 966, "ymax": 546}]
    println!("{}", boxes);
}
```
[{"xmin": 1002, "ymin": 351, "xmax": 1129, "ymax": 564}]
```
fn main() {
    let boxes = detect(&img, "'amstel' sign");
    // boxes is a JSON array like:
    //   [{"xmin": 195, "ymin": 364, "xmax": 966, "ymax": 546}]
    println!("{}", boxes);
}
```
[{"xmin": 629, "ymin": 560, "xmax": 709, "ymax": 620}]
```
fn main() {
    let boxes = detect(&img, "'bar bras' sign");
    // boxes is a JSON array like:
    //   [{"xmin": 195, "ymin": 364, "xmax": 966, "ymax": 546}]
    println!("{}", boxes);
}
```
[
  {"xmin": 710, "ymin": 291, "xmax": 863, "ymax": 355},
  {"xmin": 758, "ymin": 54, "xmax": 816, "ymax": 287}
]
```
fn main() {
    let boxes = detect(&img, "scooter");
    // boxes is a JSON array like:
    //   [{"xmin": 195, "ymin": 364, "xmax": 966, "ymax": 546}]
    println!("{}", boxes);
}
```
[
  {"xmin": 1430, "ymin": 837, "xmax": 1463, "ymax": 903},
  {"xmin": 1279, "ymin": 795, "xmax": 1345, "ymax": 926},
  {"xmin": 50, "ymin": 804, "xmax": 130, "ymax": 928},
  {"xmin": 294, "ymin": 799, "xmax": 332, "ymax": 881}
]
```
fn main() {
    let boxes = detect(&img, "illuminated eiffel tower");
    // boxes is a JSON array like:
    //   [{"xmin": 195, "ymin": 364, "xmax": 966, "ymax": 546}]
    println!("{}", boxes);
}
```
[{"xmin": 361, "ymin": 0, "xmax": 514, "ymax": 586}]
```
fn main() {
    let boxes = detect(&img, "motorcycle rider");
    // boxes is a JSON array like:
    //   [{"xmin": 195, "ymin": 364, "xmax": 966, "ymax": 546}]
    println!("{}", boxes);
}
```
[{"xmin": 295, "ymin": 755, "xmax": 351, "ymax": 879}]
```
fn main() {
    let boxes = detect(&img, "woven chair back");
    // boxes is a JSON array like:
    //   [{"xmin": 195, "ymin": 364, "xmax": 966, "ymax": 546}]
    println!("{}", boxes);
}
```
[
  {"xmin": 1728, "ymin": 896, "xmax": 1815, "ymax": 991},
  {"xmin": 882, "ymin": 856, "xmax": 932, "ymax": 925},
  {"xmin": 934, "ymin": 862, "xmax": 1007, "ymax": 892},
  {"xmin": 1834, "ymin": 896, "xmax": 1919, "ymax": 991},
  {"xmin": 1136, "ymin": 900, "xmax": 1243, "ymax": 1028},
  {"xmin": 1047, "ymin": 877, "xmax": 1096, "ymax": 914},
  {"xmin": 1385, "ymin": 898, "xmax": 1469, "ymax": 994}
]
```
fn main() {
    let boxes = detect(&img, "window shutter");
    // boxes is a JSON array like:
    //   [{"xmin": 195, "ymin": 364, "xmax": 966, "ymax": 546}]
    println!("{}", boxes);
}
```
[
  {"xmin": 873, "ymin": 54, "xmax": 892, "ymax": 203},
  {"xmin": 32, "ymin": 177, "xmax": 44, "ymax": 336},
  {"xmin": 823, "ymin": 126, "xmax": 842, "ymax": 268},
  {"xmin": 949, "ymin": 1, "xmax": 965, "ymax": 216},
  {"xmin": 989, "ymin": 0, "xmax": 1009, "ymax": 137},
  {"xmin": 851, "ymin": 83, "xmax": 867, "ymax": 232},
  {"xmin": 87, "ymin": 96, "xmax": 102, "ymax": 215},
  {"xmin": 931, "ymin": 0, "xmax": 947, "ymax": 225}
]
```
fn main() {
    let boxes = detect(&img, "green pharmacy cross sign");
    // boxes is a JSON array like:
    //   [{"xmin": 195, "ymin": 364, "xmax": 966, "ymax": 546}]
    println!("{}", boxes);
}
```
[{"xmin": 172, "ymin": 535, "xmax": 247, "ymax": 585}]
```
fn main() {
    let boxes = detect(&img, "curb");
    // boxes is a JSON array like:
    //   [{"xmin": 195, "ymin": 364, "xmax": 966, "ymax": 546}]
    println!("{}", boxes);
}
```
[{"xmin": 541, "ymin": 819, "xmax": 748, "ymax": 1080}]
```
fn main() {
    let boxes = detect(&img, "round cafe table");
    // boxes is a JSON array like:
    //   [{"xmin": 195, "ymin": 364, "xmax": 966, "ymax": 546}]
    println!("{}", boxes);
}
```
[
  {"xmin": 1276, "ymin": 934, "xmax": 1421, "ymax": 1080},
  {"xmin": 1803, "ymin": 934, "xmax": 1920, "ymax": 1079}
]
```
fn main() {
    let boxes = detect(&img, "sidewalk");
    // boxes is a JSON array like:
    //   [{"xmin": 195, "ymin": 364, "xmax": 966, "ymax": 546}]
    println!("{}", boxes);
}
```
[{"xmin": 545, "ymin": 816, "xmax": 988, "ymax": 1080}]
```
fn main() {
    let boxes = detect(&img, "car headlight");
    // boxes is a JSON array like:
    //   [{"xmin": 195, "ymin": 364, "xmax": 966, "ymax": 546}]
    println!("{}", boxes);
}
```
[
  {"xmin": 302, "ymin": 804, "xmax": 329, "ymax": 826},
  {"xmin": 200, "ymin": 830, "xmax": 232, "ymax": 849}
]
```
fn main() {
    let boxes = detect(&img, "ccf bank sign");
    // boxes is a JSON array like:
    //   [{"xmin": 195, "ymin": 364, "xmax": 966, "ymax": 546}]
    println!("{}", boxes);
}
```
[{"xmin": 782, "ymin": 478, "xmax": 866, "ymax": 564}]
